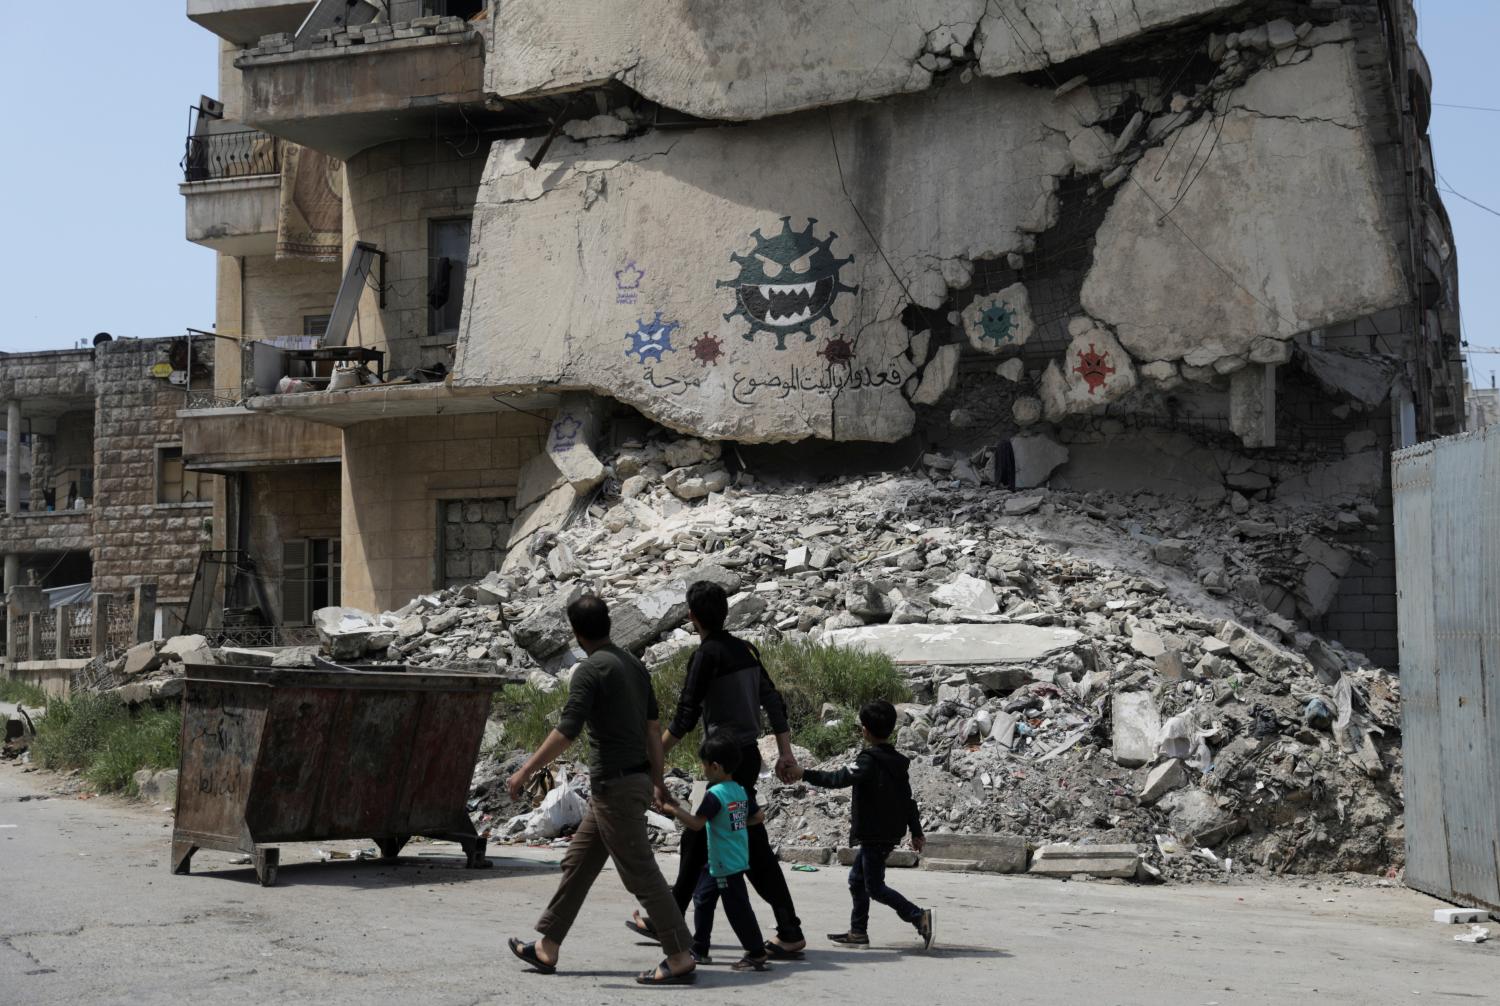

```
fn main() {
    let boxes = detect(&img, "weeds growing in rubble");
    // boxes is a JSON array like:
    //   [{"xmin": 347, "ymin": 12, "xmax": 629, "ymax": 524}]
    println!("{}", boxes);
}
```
[
  {"xmin": 0, "ymin": 678, "xmax": 49, "ymax": 708},
  {"xmin": 30, "ymin": 693, "xmax": 180, "ymax": 797},
  {"xmin": 493, "ymin": 640, "xmax": 909, "ymax": 774}
]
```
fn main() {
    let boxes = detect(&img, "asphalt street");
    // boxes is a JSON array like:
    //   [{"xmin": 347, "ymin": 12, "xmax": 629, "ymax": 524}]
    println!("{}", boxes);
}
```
[{"xmin": 0, "ymin": 762, "xmax": 1492, "ymax": 1005}]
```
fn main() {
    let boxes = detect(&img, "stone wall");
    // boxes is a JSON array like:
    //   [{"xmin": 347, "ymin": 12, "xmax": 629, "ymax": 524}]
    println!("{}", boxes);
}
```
[
  {"xmin": 440, "ymin": 497, "xmax": 518, "ymax": 588},
  {"xmin": 340, "ymin": 409, "xmax": 548, "ymax": 611},
  {"xmin": 91, "ymin": 340, "xmax": 215, "ymax": 603},
  {"xmin": 245, "ymin": 465, "xmax": 341, "ymax": 622},
  {"xmin": 344, "ymin": 138, "xmax": 487, "ymax": 374},
  {"xmin": 244, "ymin": 253, "xmax": 342, "ymax": 340},
  {"xmin": 0, "ymin": 349, "xmax": 94, "ymax": 402}
]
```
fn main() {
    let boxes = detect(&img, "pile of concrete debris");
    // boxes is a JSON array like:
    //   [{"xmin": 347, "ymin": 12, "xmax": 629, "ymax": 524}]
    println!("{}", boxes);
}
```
[{"xmin": 308, "ymin": 432, "xmax": 1401, "ymax": 881}]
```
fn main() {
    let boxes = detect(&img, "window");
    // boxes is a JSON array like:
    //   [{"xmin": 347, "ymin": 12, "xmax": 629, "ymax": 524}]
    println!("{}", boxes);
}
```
[
  {"xmin": 281, "ymin": 537, "xmax": 341, "ymax": 625},
  {"xmin": 303, "ymin": 314, "xmax": 332, "ymax": 339},
  {"xmin": 157, "ymin": 447, "xmax": 204, "ymax": 504},
  {"xmin": 425, "ymin": 0, "xmax": 484, "ymax": 17},
  {"xmin": 428, "ymin": 217, "xmax": 472, "ymax": 339}
]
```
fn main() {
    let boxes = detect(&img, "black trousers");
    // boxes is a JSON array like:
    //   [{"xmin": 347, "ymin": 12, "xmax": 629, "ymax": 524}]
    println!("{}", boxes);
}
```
[
  {"xmin": 671, "ymin": 743, "xmax": 804, "ymax": 943},
  {"xmin": 691, "ymin": 868, "xmax": 764, "ymax": 957},
  {"xmin": 848, "ymin": 842, "xmax": 921, "ymax": 933}
]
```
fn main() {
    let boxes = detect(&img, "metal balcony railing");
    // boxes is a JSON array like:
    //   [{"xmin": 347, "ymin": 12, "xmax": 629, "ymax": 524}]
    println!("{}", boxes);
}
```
[{"xmin": 182, "ymin": 128, "xmax": 280, "ymax": 183}]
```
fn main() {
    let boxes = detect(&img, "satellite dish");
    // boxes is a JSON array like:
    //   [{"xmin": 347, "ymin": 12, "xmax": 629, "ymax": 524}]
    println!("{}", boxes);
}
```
[{"xmin": 93, "ymin": 332, "xmax": 113, "ymax": 346}]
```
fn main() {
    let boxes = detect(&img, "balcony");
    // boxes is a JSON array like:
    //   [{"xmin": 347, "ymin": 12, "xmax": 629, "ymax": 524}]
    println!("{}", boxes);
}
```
[
  {"xmin": 187, "ymin": 0, "xmax": 316, "ymax": 45},
  {"xmin": 180, "ymin": 124, "xmax": 282, "ymax": 254},
  {"xmin": 236, "ymin": 13, "xmax": 485, "ymax": 158},
  {"xmin": 0, "ymin": 509, "xmax": 93, "ymax": 558}
]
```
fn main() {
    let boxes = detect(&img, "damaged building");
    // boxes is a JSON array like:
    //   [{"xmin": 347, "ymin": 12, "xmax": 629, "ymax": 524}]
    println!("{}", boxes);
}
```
[{"xmin": 175, "ymin": 0, "xmax": 1462, "ymax": 669}]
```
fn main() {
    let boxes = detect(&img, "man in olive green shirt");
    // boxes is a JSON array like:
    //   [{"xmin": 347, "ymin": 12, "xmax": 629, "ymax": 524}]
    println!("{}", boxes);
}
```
[{"xmin": 504, "ymin": 595, "xmax": 696, "ymax": 986}]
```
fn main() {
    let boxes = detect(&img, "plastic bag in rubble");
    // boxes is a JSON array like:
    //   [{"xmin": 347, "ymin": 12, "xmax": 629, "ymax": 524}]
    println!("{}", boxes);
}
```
[
  {"xmin": 524, "ymin": 768, "xmax": 588, "ymax": 841},
  {"xmin": 1158, "ymin": 711, "xmax": 1214, "ymax": 773}
]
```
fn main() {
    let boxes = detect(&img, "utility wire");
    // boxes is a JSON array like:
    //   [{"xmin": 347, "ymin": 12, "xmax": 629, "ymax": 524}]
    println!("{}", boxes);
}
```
[
  {"xmin": 1436, "ymin": 171, "xmax": 1500, "ymax": 218},
  {"xmin": 1432, "ymin": 102, "xmax": 1500, "ymax": 113}
]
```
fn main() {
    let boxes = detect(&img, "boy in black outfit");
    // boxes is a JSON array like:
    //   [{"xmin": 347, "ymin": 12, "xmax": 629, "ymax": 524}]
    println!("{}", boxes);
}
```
[{"xmin": 788, "ymin": 699, "xmax": 934, "ymax": 949}]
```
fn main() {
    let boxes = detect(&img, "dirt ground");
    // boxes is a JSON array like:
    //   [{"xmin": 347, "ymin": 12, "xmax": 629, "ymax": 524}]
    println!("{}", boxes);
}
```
[{"xmin": 0, "ymin": 762, "xmax": 1491, "ymax": 1005}]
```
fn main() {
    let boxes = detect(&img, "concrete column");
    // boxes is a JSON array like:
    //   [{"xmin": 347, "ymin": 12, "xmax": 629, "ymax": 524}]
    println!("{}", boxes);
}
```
[
  {"xmin": 92, "ymin": 592, "xmax": 112, "ymax": 657},
  {"xmin": 4, "ymin": 398, "xmax": 19, "ymax": 593},
  {"xmin": 27, "ymin": 613, "xmax": 40, "ymax": 663},
  {"xmin": 56, "ymin": 603, "xmax": 71, "ymax": 660}
]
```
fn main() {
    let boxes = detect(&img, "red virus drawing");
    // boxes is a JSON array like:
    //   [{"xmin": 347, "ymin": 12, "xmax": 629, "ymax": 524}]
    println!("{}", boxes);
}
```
[
  {"xmin": 689, "ymin": 332, "xmax": 724, "ymax": 366},
  {"xmin": 1073, "ymin": 343, "xmax": 1116, "ymax": 394},
  {"xmin": 818, "ymin": 336, "xmax": 855, "ymax": 366}
]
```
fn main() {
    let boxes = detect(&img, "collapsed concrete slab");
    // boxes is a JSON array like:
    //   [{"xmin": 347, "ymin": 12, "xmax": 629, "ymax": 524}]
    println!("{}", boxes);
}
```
[
  {"xmin": 920, "ymin": 833, "xmax": 1028, "ymax": 873},
  {"xmin": 1029, "ymin": 843, "xmax": 1142, "ymax": 878},
  {"xmin": 1081, "ymin": 40, "xmax": 1406, "ymax": 368}
]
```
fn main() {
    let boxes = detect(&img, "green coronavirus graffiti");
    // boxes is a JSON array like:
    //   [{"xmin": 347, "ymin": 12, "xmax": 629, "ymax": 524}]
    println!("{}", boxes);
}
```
[{"xmin": 717, "ymin": 217, "xmax": 859, "ymax": 350}]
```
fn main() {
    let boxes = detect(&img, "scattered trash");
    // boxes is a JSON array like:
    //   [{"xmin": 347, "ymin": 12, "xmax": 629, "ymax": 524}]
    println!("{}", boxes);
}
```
[
  {"xmin": 523, "ymin": 768, "xmax": 588, "ymax": 841},
  {"xmin": 1453, "ymin": 925, "xmax": 1490, "ymax": 945},
  {"xmin": 791, "ymin": 865, "xmax": 819, "ymax": 873},
  {"xmin": 316, "ymin": 847, "xmax": 378, "ymax": 862}
]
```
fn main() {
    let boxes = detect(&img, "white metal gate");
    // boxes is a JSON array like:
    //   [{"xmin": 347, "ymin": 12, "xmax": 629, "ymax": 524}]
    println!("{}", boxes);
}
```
[{"xmin": 1393, "ymin": 426, "xmax": 1500, "ymax": 911}]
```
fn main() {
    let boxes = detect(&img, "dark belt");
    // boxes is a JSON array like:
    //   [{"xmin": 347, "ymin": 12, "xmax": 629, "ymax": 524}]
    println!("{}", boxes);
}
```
[{"xmin": 596, "ymin": 762, "xmax": 651, "ymax": 781}]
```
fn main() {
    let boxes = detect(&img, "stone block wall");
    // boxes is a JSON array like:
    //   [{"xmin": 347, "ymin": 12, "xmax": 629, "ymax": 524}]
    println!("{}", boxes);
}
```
[
  {"xmin": 441, "ymin": 497, "xmax": 517, "ymax": 587},
  {"xmin": 344, "ymin": 137, "xmax": 488, "ymax": 375},
  {"xmin": 341, "ymin": 409, "xmax": 548, "ymax": 611},
  {"xmin": 91, "ymin": 340, "xmax": 215, "ymax": 603}
]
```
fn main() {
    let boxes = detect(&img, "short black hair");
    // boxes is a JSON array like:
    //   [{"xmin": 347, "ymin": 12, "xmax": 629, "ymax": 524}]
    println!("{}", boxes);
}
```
[
  {"xmin": 566, "ymin": 594, "xmax": 610, "ymax": 642},
  {"xmin": 859, "ymin": 700, "xmax": 898, "ymax": 740},
  {"xmin": 698, "ymin": 730, "xmax": 742, "ymax": 772},
  {"xmin": 687, "ymin": 580, "xmax": 729, "ymax": 632}
]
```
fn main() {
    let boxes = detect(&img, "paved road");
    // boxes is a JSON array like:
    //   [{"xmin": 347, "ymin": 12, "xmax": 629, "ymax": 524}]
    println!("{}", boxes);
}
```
[{"xmin": 1, "ymin": 762, "xmax": 1493, "ymax": 1004}]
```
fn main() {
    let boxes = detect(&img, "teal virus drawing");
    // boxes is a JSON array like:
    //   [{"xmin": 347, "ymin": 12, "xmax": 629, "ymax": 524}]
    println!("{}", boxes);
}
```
[
  {"xmin": 625, "ymin": 312, "xmax": 680, "ymax": 364},
  {"xmin": 718, "ymin": 217, "xmax": 859, "ymax": 350},
  {"xmin": 977, "ymin": 301, "xmax": 1017, "ymax": 346}
]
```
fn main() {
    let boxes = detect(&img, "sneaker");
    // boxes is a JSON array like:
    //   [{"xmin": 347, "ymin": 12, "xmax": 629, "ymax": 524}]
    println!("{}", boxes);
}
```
[
  {"xmin": 915, "ymin": 909, "xmax": 934, "ymax": 950},
  {"xmin": 827, "ymin": 931, "xmax": 870, "ymax": 946}
]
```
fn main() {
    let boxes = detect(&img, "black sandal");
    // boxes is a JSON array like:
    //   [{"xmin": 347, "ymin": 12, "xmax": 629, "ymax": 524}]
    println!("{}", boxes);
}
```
[
  {"xmin": 507, "ymin": 937, "xmax": 556, "ymax": 975},
  {"xmin": 625, "ymin": 913, "xmax": 661, "ymax": 942},
  {"xmin": 636, "ymin": 957, "xmax": 697, "ymax": 985},
  {"xmin": 732, "ymin": 955, "xmax": 770, "ymax": 972},
  {"xmin": 763, "ymin": 940, "xmax": 806, "ymax": 960}
]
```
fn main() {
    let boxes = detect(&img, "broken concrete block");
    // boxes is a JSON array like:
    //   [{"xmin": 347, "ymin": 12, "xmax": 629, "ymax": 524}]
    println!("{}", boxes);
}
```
[
  {"xmin": 824, "ymin": 623, "xmax": 1082, "ymax": 665},
  {"xmin": 502, "ymin": 484, "xmax": 579, "ymax": 572},
  {"xmin": 133, "ymin": 769, "xmax": 178, "ymax": 805},
  {"xmin": 920, "ymin": 833, "xmax": 1028, "ymax": 873},
  {"xmin": 1003, "ymin": 494, "xmax": 1044, "ymax": 516},
  {"xmin": 724, "ymin": 592, "xmax": 768, "ymax": 631},
  {"xmin": 122, "ymin": 641, "xmax": 162, "ymax": 678},
  {"xmin": 663, "ymin": 464, "xmax": 729, "ymax": 500},
  {"xmin": 1434, "ymin": 908, "xmax": 1492, "ymax": 924},
  {"xmin": 1011, "ymin": 433, "xmax": 1069, "ymax": 489},
  {"xmin": 1012, "ymin": 396, "xmax": 1043, "ymax": 426},
  {"xmin": 961, "ymin": 283, "xmax": 1035, "ymax": 353},
  {"xmin": 930, "ymin": 573, "xmax": 999, "ymax": 616},
  {"xmin": 1140, "ymin": 758, "xmax": 1190, "ymax": 804},
  {"xmin": 1151, "ymin": 539, "xmax": 1191, "ymax": 566},
  {"xmin": 912, "ymin": 343, "xmax": 961, "ymax": 405},
  {"xmin": 515, "ymin": 451, "xmax": 567, "ymax": 512},
  {"xmin": 784, "ymin": 546, "xmax": 811, "ymax": 573},
  {"xmin": 1040, "ymin": 324, "xmax": 1138, "ymax": 421},
  {"xmin": 1218, "ymin": 619, "xmax": 1301, "ymax": 677},
  {"xmin": 777, "ymin": 846, "xmax": 833, "ymax": 865},
  {"xmin": 997, "ymin": 358, "xmax": 1025, "ymax": 382},
  {"xmin": 1129, "ymin": 629, "xmax": 1166, "ymax": 658},
  {"xmin": 1029, "ymin": 843, "xmax": 1141, "ymax": 879},
  {"xmin": 512, "ymin": 591, "xmax": 584, "ymax": 662},
  {"xmin": 159, "ymin": 634, "xmax": 214, "ymax": 666},
  {"xmin": 610, "ymin": 563, "xmax": 742, "ymax": 653},
  {"xmin": 1112, "ymin": 691, "xmax": 1161, "ymax": 768},
  {"xmin": 845, "ymin": 581, "xmax": 893, "ymax": 622},
  {"xmin": 1161, "ymin": 788, "xmax": 1243, "ymax": 848},
  {"xmin": 967, "ymin": 666, "xmax": 1032, "ymax": 695},
  {"xmin": 217, "ymin": 647, "xmax": 276, "ymax": 667}
]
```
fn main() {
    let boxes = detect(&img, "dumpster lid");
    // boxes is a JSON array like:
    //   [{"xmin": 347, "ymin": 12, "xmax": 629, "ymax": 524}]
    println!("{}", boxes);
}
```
[{"xmin": 181, "ymin": 662, "xmax": 516, "ymax": 692}]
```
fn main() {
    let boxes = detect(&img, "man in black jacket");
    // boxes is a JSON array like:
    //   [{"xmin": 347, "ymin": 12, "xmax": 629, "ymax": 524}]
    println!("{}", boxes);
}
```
[
  {"xmin": 790, "ymin": 699, "xmax": 933, "ymax": 949},
  {"xmin": 626, "ymin": 580, "xmax": 808, "ymax": 959}
]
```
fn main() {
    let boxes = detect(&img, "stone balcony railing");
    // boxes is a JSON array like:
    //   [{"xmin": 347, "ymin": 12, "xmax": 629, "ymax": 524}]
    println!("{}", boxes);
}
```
[{"xmin": 0, "ymin": 508, "xmax": 93, "ymax": 556}]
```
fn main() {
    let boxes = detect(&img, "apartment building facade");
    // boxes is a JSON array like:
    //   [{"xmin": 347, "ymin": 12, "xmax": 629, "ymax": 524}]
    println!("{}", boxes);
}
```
[{"xmin": 179, "ymin": 0, "xmax": 1460, "ymax": 669}]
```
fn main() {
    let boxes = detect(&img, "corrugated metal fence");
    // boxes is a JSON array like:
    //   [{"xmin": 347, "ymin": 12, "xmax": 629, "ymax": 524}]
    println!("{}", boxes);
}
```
[{"xmin": 1393, "ymin": 426, "xmax": 1500, "ymax": 911}]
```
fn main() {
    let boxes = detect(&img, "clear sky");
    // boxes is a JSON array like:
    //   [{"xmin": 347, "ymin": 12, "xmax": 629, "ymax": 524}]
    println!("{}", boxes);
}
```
[{"xmin": 0, "ymin": 4, "xmax": 1493, "ymax": 388}]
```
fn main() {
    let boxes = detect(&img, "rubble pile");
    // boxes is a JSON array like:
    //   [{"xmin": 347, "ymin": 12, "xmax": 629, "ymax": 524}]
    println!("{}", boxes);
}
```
[
  {"xmin": 360, "ymin": 432, "xmax": 1404, "ymax": 879},
  {"xmin": 96, "ymin": 429, "xmax": 1402, "ymax": 880}
]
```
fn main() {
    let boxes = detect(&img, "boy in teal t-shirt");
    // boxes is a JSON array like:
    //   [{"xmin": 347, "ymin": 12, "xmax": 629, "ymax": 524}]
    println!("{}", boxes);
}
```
[{"xmin": 664, "ymin": 731, "xmax": 769, "ymax": 971}]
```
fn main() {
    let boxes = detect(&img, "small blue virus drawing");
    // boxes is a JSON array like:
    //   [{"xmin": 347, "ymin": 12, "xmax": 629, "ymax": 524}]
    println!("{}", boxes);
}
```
[
  {"xmin": 550, "ymin": 414, "xmax": 583, "ymax": 450},
  {"xmin": 625, "ymin": 312, "xmax": 681, "ymax": 364},
  {"xmin": 977, "ymin": 301, "xmax": 1017, "ymax": 346}
]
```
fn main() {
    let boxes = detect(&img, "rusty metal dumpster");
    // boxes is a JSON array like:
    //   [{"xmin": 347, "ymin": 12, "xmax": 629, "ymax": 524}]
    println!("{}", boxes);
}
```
[{"xmin": 171, "ymin": 662, "xmax": 505, "ymax": 886}]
